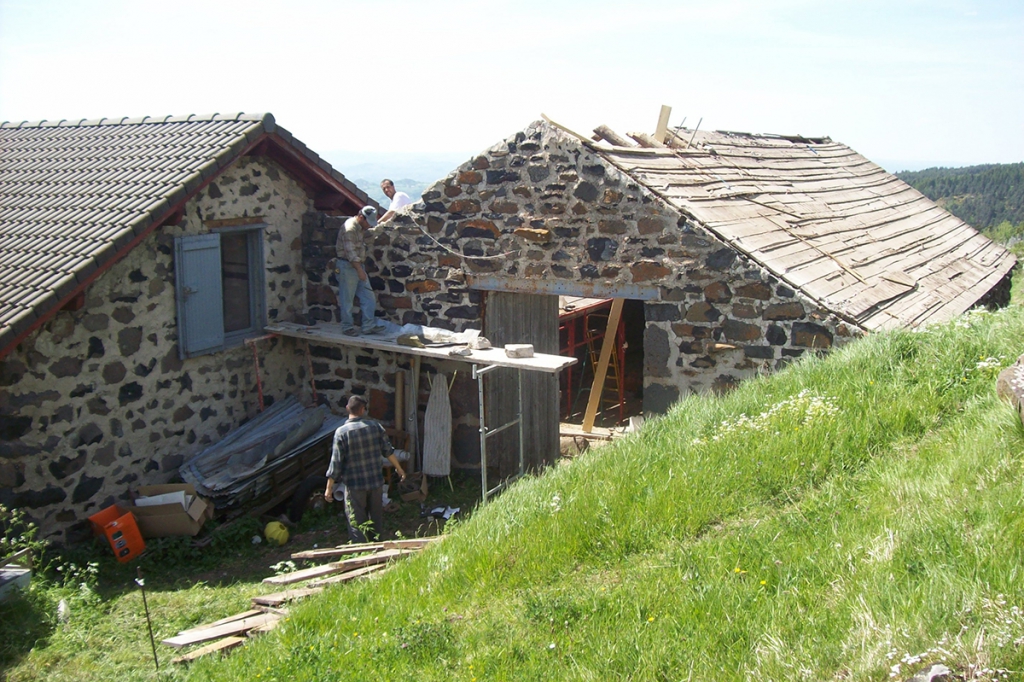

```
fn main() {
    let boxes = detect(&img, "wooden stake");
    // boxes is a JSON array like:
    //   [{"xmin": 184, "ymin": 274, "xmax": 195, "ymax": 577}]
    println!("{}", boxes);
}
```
[{"xmin": 582, "ymin": 299, "xmax": 624, "ymax": 433}]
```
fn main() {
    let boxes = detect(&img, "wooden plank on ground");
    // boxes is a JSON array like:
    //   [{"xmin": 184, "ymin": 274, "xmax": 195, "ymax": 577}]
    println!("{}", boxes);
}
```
[
  {"xmin": 171, "ymin": 636, "xmax": 246, "ymax": 664},
  {"xmin": 162, "ymin": 613, "xmax": 279, "ymax": 648},
  {"xmin": 175, "ymin": 609, "xmax": 264, "ymax": 636},
  {"xmin": 291, "ymin": 543, "xmax": 384, "ymax": 561},
  {"xmin": 262, "ymin": 548, "xmax": 405, "ymax": 586},
  {"xmin": 383, "ymin": 537, "xmax": 440, "ymax": 550},
  {"xmin": 296, "ymin": 537, "xmax": 440, "ymax": 560},
  {"xmin": 251, "ymin": 587, "xmax": 323, "ymax": 607},
  {"xmin": 307, "ymin": 562, "xmax": 389, "ymax": 587},
  {"xmin": 249, "ymin": 618, "xmax": 282, "ymax": 634}
]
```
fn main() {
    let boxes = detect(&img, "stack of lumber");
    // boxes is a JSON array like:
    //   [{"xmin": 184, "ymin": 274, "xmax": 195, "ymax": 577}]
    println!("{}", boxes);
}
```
[
  {"xmin": 165, "ymin": 536, "xmax": 440, "ymax": 664},
  {"xmin": 267, "ymin": 537, "xmax": 440, "ymax": 587}
]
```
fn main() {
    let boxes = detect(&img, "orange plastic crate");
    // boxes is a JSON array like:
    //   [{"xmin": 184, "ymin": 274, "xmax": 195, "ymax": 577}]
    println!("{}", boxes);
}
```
[
  {"xmin": 88, "ymin": 505, "xmax": 145, "ymax": 562},
  {"xmin": 87, "ymin": 504, "xmax": 123, "ymax": 536}
]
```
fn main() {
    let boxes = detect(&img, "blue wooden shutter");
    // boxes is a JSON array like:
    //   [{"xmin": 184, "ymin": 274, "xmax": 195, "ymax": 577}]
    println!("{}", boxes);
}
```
[{"xmin": 175, "ymin": 234, "xmax": 224, "ymax": 357}]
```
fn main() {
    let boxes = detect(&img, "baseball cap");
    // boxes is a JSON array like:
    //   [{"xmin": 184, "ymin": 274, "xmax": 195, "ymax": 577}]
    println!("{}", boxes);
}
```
[{"xmin": 360, "ymin": 206, "xmax": 378, "ymax": 227}]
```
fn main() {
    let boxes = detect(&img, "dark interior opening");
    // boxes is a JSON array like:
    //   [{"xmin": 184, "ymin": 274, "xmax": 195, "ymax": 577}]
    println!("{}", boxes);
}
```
[{"xmin": 558, "ymin": 297, "xmax": 645, "ymax": 429}]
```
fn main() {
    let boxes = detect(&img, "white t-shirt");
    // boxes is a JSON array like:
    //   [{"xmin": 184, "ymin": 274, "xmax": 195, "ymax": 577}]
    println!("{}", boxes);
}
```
[{"xmin": 388, "ymin": 191, "xmax": 412, "ymax": 212}]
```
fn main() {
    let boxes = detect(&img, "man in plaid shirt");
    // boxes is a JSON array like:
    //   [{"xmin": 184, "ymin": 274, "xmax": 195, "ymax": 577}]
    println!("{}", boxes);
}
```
[{"xmin": 325, "ymin": 395, "xmax": 406, "ymax": 542}]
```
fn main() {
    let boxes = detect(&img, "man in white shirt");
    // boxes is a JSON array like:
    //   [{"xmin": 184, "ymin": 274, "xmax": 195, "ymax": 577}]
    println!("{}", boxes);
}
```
[{"xmin": 379, "ymin": 178, "xmax": 412, "ymax": 223}]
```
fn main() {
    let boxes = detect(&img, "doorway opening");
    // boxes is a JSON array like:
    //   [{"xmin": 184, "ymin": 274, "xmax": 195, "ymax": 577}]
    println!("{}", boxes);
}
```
[{"xmin": 558, "ymin": 297, "xmax": 645, "ymax": 429}]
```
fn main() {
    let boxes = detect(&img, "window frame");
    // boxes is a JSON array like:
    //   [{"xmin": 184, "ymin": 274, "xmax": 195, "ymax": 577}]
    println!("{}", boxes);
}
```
[
  {"xmin": 174, "ymin": 224, "xmax": 267, "ymax": 359},
  {"xmin": 217, "ymin": 225, "xmax": 267, "ymax": 348}
]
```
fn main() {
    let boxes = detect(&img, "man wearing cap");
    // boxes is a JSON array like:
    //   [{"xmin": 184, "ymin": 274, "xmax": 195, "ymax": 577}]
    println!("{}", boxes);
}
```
[
  {"xmin": 335, "ymin": 206, "xmax": 383, "ymax": 335},
  {"xmin": 325, "ymin": 395, "xmax": 406, "ymax": 543},
  {"xmin": 379, "ymin": 179, "xmax": 412, "ymax": 223}
]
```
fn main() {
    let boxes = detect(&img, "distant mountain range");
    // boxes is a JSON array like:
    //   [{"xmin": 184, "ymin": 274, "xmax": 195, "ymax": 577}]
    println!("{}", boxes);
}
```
[{"xmin": 323, "ymin": 149, "xmax": 476, "ymax": 204}]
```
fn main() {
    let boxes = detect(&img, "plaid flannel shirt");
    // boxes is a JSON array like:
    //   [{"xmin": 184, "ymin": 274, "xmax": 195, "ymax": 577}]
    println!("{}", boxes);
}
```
[
  {"xmin": 326, "ymin": 417, "xmax": 394, "ymax": 490},
  {"xmin": 335, "ymin": 216, "xmax": 365, "ymax": 264}
]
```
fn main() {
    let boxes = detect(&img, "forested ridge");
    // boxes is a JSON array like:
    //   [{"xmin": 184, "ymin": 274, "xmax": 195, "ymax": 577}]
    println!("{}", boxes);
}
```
[{"xmin": 898, "ymin": 162, "xmax": 1024, "ymax": 235}]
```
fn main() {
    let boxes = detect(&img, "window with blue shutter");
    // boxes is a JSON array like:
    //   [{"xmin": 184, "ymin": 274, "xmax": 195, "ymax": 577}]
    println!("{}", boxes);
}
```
[{"xmin": 175, "ymin": 227, "xmax": 266, "ymax": 358}]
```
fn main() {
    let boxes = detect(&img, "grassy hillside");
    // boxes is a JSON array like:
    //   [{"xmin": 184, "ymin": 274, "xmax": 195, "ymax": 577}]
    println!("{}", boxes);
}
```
[
  {"xmin": 6, "ymin": 305, "xmax": 1024, "ymax": 680},
  {"xmin": 181, "ymin": 307, "xmax": 1024, "ymax": 681},
  {"xmin": 898, "ymin": 162, "xmax": 1024, "ymax": 239}
]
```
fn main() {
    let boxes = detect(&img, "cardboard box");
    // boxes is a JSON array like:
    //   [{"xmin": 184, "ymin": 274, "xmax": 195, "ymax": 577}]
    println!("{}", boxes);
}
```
[{"xmin": 128, "ymin": 484, "xmax": 214, "ymax": 538}]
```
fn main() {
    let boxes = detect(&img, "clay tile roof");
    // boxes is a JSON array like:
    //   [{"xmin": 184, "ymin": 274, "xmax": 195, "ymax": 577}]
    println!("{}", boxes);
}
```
[
  {"xmin": 0, "ymin": 112, "xmax": 376, "ymax": 356},
  {"xmin": 589, "ymin": 123, "xmax": 1016, "ymax": 331}
]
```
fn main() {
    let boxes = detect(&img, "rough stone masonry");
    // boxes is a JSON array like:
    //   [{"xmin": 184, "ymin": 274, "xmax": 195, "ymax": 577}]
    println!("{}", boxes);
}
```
[
  {"xmin": 300, "ymin": 120, "xmax": 862, "ymax": 444},
  {"xmin": 0, "ymin": 157, "xmax": 311, "ymax": 542}
]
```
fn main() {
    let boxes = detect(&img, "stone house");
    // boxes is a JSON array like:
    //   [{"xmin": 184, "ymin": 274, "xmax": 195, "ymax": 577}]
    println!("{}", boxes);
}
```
[
  {"xmin": 298, "ymin": 117, "xmax": 1015, "ymax": 473},
  {"xmin": 0, "ymin": 113, "xmax": 375, "ymax": 542},
  {"xmin": 2, "ymin": 112, "xmax": 1014, "ymax": 540}
]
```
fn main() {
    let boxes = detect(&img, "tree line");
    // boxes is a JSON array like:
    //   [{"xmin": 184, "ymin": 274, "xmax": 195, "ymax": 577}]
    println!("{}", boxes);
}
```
[{"xmin": 898, "ymin": 162, "xmax": 1024, "ymax": 241}]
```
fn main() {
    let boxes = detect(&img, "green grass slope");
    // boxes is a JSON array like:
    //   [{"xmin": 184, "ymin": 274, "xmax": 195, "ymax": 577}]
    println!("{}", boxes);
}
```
[{"xmin": 182, "ymin": 307, "xmax": 1024, "ymax": 682}]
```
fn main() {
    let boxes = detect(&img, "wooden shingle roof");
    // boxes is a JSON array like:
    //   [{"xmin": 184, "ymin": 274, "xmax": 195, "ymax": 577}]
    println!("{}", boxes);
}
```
[
  {"xmin": 592, "ymin": 126, "xmax": 1015, "ymax": 331},
  {"xmin": 0, "ymin": 113, "xmax": 374, "ymax": 357}
]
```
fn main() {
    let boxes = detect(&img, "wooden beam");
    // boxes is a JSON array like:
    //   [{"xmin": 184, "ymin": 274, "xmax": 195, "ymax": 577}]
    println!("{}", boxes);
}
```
[
  {"xmin": 290, "ymin": 537, "xmax": 439, "ymax": 561},
  {"xmin": 171, "ymin": 636, "xmax": 246, "ymax": 664},
  {"xmin": 162, "ymin": 613, "xmax": 279, "ymax": 648},
  {"xmin": 174, "ymin": 609, "xmax": 264, "ymax": 637},
  {"xmin": 383, "ymin": 537, "xmax": 440, "ymax": 550},
  {"xmin": 291, "ymin": 544, "xmax": 384, "ymax": 561},
  {"xmin": 582, "ymin": 298, "xmax": 624, "ymax": 433},
  {"xmin": 251, "ymin": 587, "xmax": 323, "ymax": 607},
  {"xmin": 655, "ymin": 105, "xmax": 672, "ymax": 144},
  {"xmin": 263, "ymin": 548, "xmax": 408, "ymax": 586},
  {"xmin": 204, "ymin": 216, "xmax": 266, "ymax": 230},
  {"xmin": 307, "ymin": 562, "xmax": 389, "ymax": 587},
  {"xmin": 592, "ymin": 125, "xmax": 635, "ymax": 148},
  {"xmin": 628, "ymin": 132, "xmax": 667, "ymax": 149}
]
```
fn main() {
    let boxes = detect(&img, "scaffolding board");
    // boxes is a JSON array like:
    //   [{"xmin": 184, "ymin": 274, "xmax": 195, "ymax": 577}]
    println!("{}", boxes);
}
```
[{"xmin": 264, "ymin": 322, "xmax": 577, "ymax": 502}]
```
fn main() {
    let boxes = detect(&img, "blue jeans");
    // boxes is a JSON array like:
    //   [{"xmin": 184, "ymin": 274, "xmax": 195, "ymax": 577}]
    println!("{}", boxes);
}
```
[{"xmin": 336, "ymin": 260, "xmax": 377, "ymax": 331}]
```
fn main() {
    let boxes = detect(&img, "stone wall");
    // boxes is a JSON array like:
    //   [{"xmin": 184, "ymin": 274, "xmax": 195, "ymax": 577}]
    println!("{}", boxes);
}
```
[
  {"xmin": 301, "ymin": 213, "xmax": 481, "ymax": 467},
  {"xmin": 295, "ymin": 121, "xmax": 862, "ymax": 472},
  {"xmin": 0, "ymin": 156, "xmax": 313, "ymax": 542}
]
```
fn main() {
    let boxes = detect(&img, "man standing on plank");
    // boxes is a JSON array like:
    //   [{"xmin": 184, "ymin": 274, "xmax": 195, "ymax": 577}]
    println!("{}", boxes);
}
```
[
  {"xmin": 335, "ymin": 205, "xmax": 383, "ymax": 336},
  {"xmin": 379, "ymin": 178, "xmax": 412, "ymax": 223},
  {"xmin": 325, "ymin": 395, "xmax": 406, "ymax": 543}
]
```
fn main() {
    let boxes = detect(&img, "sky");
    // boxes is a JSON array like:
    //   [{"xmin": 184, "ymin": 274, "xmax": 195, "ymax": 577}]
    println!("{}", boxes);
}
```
[{"xmin": 1, "ymin": 0, "xmax": 1022, "ymax": 178}]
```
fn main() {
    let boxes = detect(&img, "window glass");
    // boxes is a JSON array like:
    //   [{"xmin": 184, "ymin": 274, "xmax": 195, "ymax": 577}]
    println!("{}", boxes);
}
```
[{"xmin": 221, "ymin": 232, "xmax": 252, "ymax": 333}]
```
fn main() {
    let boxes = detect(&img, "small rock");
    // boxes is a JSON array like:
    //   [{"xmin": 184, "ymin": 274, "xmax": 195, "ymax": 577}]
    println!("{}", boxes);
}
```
[{"xmin": 908, "ymin": 663, "xmax": 951, "ymax": 682}]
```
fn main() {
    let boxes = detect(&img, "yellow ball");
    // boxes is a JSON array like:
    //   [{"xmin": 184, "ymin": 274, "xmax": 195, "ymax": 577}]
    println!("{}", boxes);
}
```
[{"xmin": 264, "ymin": 521, "xmax": 289, "ymax": 546}]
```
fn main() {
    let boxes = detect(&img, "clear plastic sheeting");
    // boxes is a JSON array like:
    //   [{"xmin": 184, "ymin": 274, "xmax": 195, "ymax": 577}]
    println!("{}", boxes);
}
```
[{"xmin": 179, "ymin": 396, "xmax": 346, "ymax": 508}]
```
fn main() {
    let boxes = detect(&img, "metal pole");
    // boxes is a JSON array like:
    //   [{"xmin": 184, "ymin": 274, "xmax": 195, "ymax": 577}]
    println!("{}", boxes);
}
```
[
  {"xmin": 517, "ymin": 368, "xmax": 524, "ymax": 478},
  {"xmin": 475, "ymin": 365, "xmax": 488, "ymax": 504},
  {"xmin": 136, "ymin": 567, "xmax": 159, "ymax": 671}
]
